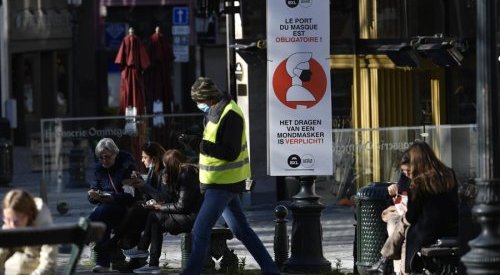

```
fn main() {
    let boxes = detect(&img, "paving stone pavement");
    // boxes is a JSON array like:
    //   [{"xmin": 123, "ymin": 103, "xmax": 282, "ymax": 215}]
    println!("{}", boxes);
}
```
[{"xmin": 0, "ymin": 147, "xmax": 356, "ymax": 274}]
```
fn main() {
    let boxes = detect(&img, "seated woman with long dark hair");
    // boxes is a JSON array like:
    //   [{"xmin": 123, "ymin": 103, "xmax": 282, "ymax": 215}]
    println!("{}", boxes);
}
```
[
  {"xmin": 123, "ymin": 149, "xmax": 203, "ymax": 274},
  {"xmin": 404, "ymin": 141, "xmax": 458, "ymax": 273},
  {"xmin": 368, "ymin": 140, "xmax": 459, "ymax": 274},
  {"xmin": 111, "ymin": 141, "xmax": 167, "ymax": 251}
]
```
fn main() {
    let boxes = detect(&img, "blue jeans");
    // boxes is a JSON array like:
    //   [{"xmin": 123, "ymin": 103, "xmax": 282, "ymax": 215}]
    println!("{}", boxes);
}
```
[{"xmin": 182, "ymin": 189, "xmax": 280, "ymax": 275}]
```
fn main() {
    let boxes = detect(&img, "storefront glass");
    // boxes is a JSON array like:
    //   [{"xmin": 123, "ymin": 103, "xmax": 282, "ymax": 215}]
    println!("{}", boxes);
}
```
[{"xmin": 38, "ymin": 113, "xmax": 203, "ymax": 202}]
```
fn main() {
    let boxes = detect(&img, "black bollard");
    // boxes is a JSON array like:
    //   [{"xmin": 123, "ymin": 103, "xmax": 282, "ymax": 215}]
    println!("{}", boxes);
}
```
[
  {"xmin": 0, "ymin": 139, "xmax": 13, "ymax": 186},
  {"xmin": 209, "ymin": 227, "xmax": 238, "ymax": 272},
  {"xmin": 181, "ymin": 233, "xmax": 192, "ymax": 269},
  {"xmin": 274, "ymin": 205, "xmax": 289, "ymax": 269},
  {"xmin": 283, "ymin": 176, "xmax": 331, "ymax": 273}
]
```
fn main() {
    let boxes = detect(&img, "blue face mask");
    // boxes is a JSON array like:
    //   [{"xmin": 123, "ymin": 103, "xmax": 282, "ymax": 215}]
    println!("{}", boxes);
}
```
[{"xmin": 197, "ymin": 103, "xmax": 210, "ymax": 113}]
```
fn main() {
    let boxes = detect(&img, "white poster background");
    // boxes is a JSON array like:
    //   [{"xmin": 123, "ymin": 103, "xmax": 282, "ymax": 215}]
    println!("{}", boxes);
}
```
[{"xmin": 267, "ymin": 0, "xmax": 332, "ymax": 176}]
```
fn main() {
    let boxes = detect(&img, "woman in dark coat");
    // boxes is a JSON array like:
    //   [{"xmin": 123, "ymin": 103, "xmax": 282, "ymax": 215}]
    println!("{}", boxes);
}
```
[
  {"xmin": 134, "ymin": 141, "xmax": 167, "ymax": 202},
  {"xmin": 404, "ymin": 141, "xmax": 459, "ymax": 273},
  {"xmin": 123, "ymin": 149, "xmax": 203, "ymax": 274},
  {"xmin": 368, "ymin": 141, "xmax": 458, "ymax": 275},
  {"xmin": 112, "ymin": 141, "xmax": 167, "ymax": 250}
]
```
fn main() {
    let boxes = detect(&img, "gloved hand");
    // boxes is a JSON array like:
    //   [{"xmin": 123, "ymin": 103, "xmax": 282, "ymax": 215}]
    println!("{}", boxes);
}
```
[{"xmin": 178, "ymin": 133, "xmax": 202, "ymax": 153}]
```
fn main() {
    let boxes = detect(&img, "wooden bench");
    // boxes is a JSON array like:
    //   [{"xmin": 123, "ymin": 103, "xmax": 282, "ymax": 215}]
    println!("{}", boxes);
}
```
[{"xmin": 0, "ymin": 217, "xmax": 105, "ymax": 275}]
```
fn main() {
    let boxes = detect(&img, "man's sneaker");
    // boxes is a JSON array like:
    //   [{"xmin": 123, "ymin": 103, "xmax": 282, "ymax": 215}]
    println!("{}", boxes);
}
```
[
  {"xmin": 133, "ymin": 264, "xmax": 161, "ymax": 274},
  {"xmin": 91, "ymin": 265, "xmax": 110, "ymax": 273},
  {"xmin": 122, "ymin": 247, "xmax": 149, "ymax": 258}
]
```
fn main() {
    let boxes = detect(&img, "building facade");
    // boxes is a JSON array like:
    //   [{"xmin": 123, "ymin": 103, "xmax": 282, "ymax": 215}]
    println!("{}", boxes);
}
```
[{"xmin": 0, "ymin": 1, "xmax": 483, "ymax": 199}]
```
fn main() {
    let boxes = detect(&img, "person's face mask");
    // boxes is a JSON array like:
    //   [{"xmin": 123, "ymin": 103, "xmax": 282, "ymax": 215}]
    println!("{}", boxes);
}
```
[{"xmin": 197, "ymin": 103, "xmax": 210, "ymax": 113}]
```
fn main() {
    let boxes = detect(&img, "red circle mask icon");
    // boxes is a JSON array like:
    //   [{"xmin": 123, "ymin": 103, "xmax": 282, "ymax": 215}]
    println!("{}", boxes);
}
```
[{"xmin": 272, "ymin": 52, "xmax": 327, "ymax": 109}]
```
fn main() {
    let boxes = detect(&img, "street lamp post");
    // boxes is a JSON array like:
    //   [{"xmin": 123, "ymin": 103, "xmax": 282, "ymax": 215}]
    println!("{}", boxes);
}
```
[
  {"xmin": 67, "ymin": 0, "xmax": 82, "ymax": 117},
  {"xmin": 283, "ymin": 176, "xmax": 332, "ymax": 273},
  {"xmin": 461, "ymin": 0, "xmax": 500, "ymax": 273},
  {"xmin": 224, "ymin": 0, "xmax": 237, "ymax": 98}
]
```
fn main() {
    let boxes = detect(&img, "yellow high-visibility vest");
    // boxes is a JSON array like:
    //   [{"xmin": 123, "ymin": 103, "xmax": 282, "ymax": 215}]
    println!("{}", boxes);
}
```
[{"xmin": 199, "ymin": 100, "xmax": 251, "ymax": 184}]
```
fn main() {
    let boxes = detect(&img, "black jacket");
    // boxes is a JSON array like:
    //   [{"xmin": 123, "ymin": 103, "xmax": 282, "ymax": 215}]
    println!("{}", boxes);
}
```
[
  {"xmin": 157, "ymin": 166, "xmax": 203, "ymax": 235},
  {"xmin": 405, "ymin": 186, "xmax": 459, "ymax": 272},
  {"xmin": 89, "ymin": 151, "xmax": 136, "ymax": 206},
  {"xmin": 136, "ymin": 167, "xmax": 167, "ymax": 202}
]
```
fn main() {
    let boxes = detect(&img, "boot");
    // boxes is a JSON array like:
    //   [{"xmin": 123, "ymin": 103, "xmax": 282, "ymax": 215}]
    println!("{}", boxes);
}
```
[
  {"xmin": 367, "ymin": 256, "xmax": 389, "ymax": 274},
  {"xmin": 110, "ymin": 244, "xmax": 127, "ymax": 271}
]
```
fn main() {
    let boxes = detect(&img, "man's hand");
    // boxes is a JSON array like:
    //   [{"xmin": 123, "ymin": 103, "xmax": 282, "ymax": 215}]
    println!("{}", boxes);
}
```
[
  {"xmin": 387, "ymin": 183, "xmax": 398, "ymax": 197},
  {"xmin": 88, "ymin": 189, "xmax": 101, "ymax": 200},
  {"xmin": 143, "ymin": 203, "xmax": 161, "ymax": 210},
  {"xmin": 178, "ymin": 133, "xmax": 202, "ymax": 153},
  {"xmin": 126, "ymin": 171, "xmax": 145, "ymax": 187},
  {"xmin": 88, "ymin": 190, "xmax": 113, "ymax": 203},
  {"xmin": 130, "ymin": 178, "xmax": 145, "ymax": 188}
]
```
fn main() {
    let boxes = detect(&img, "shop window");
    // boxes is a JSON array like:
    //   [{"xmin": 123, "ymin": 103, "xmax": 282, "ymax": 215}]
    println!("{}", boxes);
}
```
[
  {"xmin": 331, "ymin": 69, "xmax": 352, "ymax": 129},
  {"xmin": 331, "ymin": 0, "xmax": 354, "ymax": 40}
]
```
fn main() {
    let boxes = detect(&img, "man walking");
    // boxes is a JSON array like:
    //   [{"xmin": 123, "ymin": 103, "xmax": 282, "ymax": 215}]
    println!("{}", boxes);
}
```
[{"xmin": 181, "ymin": 77, "xmax": 280, "ymax": 275}]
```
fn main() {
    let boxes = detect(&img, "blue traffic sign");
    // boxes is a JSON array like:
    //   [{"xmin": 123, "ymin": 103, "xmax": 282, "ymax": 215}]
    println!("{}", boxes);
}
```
[{"xmin": 172, "ymin": 6, "xmax": 189, "ymax": 25}]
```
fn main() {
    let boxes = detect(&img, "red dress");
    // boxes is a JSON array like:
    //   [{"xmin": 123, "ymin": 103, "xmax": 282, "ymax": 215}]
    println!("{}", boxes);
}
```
[{"xmin": 147, "ymin": 32, "xmax": 174, "ymax": 113}]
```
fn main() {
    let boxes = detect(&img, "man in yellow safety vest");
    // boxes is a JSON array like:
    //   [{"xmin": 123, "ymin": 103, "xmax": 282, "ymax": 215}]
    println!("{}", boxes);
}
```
[{"xmin": 181, "ymin": 77, "xmax": 280, "ymax": 275}]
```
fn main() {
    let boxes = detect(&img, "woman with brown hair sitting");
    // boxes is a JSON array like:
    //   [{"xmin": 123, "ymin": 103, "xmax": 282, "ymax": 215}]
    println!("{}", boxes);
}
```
[
  {"xmin": 368, "ymin": 140, "xmax": 459, "ymax": 274},
  {"xmin": 123, "ymin": 149, "xmax": 203, "ymax": 274}
]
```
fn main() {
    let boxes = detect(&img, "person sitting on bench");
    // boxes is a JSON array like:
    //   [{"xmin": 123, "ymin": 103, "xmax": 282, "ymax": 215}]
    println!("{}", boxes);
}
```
[
  {"xmin": 123, "ymin": 149, "xmax": 203, "ymax": 274},
  {"xmin": 379, "ymin": 152, "xmax": 411, "ymax": 274},
  {"xmin": 368, "ymin": 140, "xmax": 459, "ymax": 274},
  {"xmin": 0, "ymin": 189, "xmax": 57, "ymax": 275},
  {"xmin": 110, "ymin": 141, "xmax": 167, "ymax": 251},
  {"xmin": 87, "ymin": 137, "xmax": 137, "ymax": 273}
]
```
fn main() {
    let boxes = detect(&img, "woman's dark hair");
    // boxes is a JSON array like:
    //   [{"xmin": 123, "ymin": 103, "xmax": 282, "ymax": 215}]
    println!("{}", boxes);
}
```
[
  {"xmin": 407, "ymin": 140, "xmax": 455, "ymax": 197},
  {"xmin": 162, "ymin": 149, "xmax": 197, "ymax": 191},
  {"xmin": 400, "ymin": 150, "xmax": 410, "ymax": 166},
  {"xmin": 141, "ymin": 141, "xmax": 166, "ymax": 176}
]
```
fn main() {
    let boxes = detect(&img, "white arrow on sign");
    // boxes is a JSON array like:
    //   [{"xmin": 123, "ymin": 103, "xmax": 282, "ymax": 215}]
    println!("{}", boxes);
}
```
[{"xmin": 176, "ymin": 9, "xmax": 185, "ymax": 24}]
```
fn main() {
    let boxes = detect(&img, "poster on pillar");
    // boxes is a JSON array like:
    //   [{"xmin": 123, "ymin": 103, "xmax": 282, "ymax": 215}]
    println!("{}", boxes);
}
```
[{"xmin": 266, "ymin": 0, "xmax": 332, "ymax": 176}]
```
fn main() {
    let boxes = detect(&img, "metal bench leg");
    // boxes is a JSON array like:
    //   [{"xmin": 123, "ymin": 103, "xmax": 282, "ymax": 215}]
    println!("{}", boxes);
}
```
[{"xmin": 63, "ymin": 218, "xmax": 89, "ymax": 275}]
